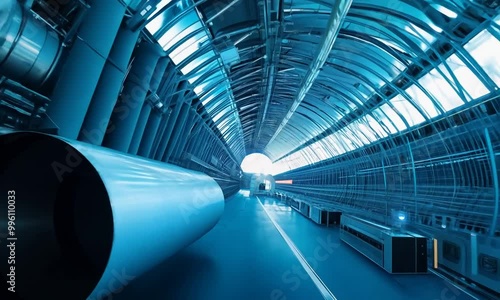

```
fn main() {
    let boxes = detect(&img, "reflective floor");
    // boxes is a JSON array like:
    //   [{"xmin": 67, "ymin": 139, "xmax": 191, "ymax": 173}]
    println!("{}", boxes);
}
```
[{"xmin": 114, "ymin": 191, "xmax": 476, "ymax": 300}]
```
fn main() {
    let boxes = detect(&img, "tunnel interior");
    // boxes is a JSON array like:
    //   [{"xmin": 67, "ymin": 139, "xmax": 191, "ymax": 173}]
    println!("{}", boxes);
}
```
[{"xmin": 1, "ymin": 0, "xmax": 500, "ymax": 299}]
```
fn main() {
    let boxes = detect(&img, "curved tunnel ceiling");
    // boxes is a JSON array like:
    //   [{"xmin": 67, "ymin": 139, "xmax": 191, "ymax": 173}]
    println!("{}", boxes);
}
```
[{"xmin": 139, "ymin": 0, "xmax": 500, "ymax": 173}]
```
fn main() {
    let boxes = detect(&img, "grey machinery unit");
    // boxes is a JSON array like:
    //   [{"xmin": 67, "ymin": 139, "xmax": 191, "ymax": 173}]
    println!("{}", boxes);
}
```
[
  {"xmin": 340, "ymin": 214, "xmax": 427, "ymax": 274},
  {"xmin": 432, "ymin": 229, "xmax": 500, "ymax": 295},
  {"xmin": 279, "ymin": 194, "xmax": 342, "ymax": 226},
  {"xmin": 0, "ymin": 131, "xmax": 225, "ymax": 300}
]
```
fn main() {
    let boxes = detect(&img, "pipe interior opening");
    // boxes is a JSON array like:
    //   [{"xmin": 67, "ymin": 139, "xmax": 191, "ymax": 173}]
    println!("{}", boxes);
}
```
[{"xmin": 0, "ymin": 133, "xmax": 113, "ymax": 299}]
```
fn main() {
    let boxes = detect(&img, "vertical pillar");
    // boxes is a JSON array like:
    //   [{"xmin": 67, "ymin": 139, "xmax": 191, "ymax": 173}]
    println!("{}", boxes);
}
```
[
  {"xmin": 150, "ymin": 110, "xmax": 172, "ymax": 159},
  {"xmin": 156, "ymin": 101, "xmax": 186, "ymax": 161},
  {"xmin": 42, "ymin": 0, "xmax": 127, "ymax": 139},
  {"xmin": 153, "ymin": 83, "xmax": 187, "ymax": 160},
  {"xmin": 163, "ymin": 103, "xmax": 191, "ymax": 162},
  {"xmin": 171, "ymin": 115, "xmax": 197, "ymax": 160},
  {"xmin": 78, "ymin": 24, "xmax": 141, "ymax": 145},
  {"xmin": 102, "ymin": 41, "xmax": 164, "ymax": 152},
  {"xmin": 137, "ymin": 110, "xmax": 163, "ymax": 157},
  {"xmin": 148, "ymin": 78, "xmax": 180, "ymax": 157},
  {"xmin": 128, "ymin": 104, "xmax": 153, "ymax": 154},
  {"xmin": 128, "ymin": 57, "xmax": 170, "ymax": 154}
]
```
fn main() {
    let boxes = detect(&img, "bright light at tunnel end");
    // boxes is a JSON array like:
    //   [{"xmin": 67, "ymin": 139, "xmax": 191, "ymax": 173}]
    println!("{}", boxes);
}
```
[{"xmin": 240, "ymin": 153, "xmax": 274, "ymax": 174}]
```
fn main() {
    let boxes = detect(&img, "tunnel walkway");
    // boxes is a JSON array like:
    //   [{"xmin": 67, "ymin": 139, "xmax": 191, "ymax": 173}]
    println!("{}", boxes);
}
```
[{"xmin": 114, "ymin": 191, "xmax": 476, "ymax": 300}]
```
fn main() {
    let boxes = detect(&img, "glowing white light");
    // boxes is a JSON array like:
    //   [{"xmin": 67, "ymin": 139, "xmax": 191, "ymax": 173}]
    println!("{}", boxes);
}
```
[{"xmin": 241, "ymin": 153, "xmax": 273, "ymax": 174}]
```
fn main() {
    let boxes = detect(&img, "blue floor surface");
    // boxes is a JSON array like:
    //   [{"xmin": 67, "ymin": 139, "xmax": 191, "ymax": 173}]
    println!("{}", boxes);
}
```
[{"xmin": 113, "ymin": 191, "xmax": 476, "ymax": 300}]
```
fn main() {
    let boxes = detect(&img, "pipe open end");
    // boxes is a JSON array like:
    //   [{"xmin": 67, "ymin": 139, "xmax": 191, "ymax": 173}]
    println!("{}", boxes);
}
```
[{"xmin": 0, "ymin": 132, "xmax": 114, "ymax": 299}]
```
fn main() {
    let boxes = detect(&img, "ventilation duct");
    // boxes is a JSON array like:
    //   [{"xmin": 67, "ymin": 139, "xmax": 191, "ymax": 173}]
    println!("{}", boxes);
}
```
[{"xmin": 0, "ymin": 0, "xmax": 62, "ymax": 88}]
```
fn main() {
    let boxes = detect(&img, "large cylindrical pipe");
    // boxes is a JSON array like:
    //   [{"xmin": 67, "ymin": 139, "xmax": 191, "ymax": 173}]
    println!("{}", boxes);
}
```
[
  {"xmin": 0, "ymin": 131, "xmax": 224, "ymax": 299},
  {"xmin": 0, "ymin": 0, "xmax": 62, "ymax": 88}
]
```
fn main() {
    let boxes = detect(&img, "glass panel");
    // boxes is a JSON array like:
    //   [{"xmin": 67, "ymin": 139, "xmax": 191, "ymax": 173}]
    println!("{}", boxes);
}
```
[
  {"xmin": 346, "ymin": 123, "xmax": 370, "ymax": 145},
  {"xmin": 404, "ymin": 84, "xmax": 439, "ymax": 118},
  {"xmin": 403, "ymin": 24, "xmax": 437, "ymax": 51},
  {"xmin": 418, "ymin": 67, "xmax": 464, "ymax": 111},
  {"xmin": 378, "ymin": 104, "xmax": 406, "ymax": 132},
  {"xmin": 181, "ymin": 50, "xmax": 215, "ymax": 75},
  {"xmin": 355, "ymin": 120, "xmax": 378, "ymax": 142},
  {"xmin": 440, "ymin": 54, "xmax": 489, "ymax": 100},
  {"xmin": 310, "ymin": 141, "xmax": 330, "ymax": 161},
  {"xmin": 364, "ymin": 115, "xmax": 388, "ymax": 138},
  {"xmin": 464, "ymin": 29, "xmax": 500, "ymax": 87},
  {"xmin": 187, "ymin": 60, "xmax": 218, "ymax": 84},
  {"xmin": 372, "ymin": 37, "xmax": 408, "ymax": 53},
  {"xmin": 170, "ymin": 31, "xmax": 209, "ymax": 64},
  {"xmin": 390, "ymin": 96, "xmax": 425, "ymax": 127},
  {"xmin": 149, "ymin": 0, "xmax": 173, "ymax": 18},
  {"xmin": 157, "ymin": 13, "xmax": 200, "ymax": 50}
]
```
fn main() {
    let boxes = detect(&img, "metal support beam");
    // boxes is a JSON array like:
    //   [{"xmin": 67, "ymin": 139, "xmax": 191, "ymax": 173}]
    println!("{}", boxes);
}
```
[
  {"xmin": 206, "ymin": 0, "xmax": 242, "ymax": 24},
  {"xmin": 264, "ymin": 0, "xmax": 353, "ymax": 150},
  {"xmin": 485, "ymin": 128, "xmax": 499, "ymax": 236},
  {"xmin": 253, "ymin": 0, "xmax": 283, "ymax": 147}
]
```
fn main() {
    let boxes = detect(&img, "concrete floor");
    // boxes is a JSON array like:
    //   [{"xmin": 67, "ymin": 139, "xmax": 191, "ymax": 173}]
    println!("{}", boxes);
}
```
[{"xmin": 112, "ymin": 191, "xmax": 476, "ymax": 300}]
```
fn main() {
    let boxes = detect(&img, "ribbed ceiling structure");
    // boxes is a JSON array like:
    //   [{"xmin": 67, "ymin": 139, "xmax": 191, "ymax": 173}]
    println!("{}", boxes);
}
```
[{"xmin": 135, "ymin": 0, "xmax": 499, "ymax": 173}]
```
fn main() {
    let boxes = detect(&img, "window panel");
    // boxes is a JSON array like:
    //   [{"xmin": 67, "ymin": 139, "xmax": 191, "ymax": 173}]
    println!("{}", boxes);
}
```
[
  {"xmin": 346, "ymin": 123, "xmax": 370, "ymax": 145},
  {"xmin": 170, "ymin": 31, "xmax": 209, "ymax": 65},
  {"xmin": 144, "ymin": 0, "xmax": 174, "ymax": 34},
  {"xmin": 390, "ymin": 96, "xmax": 425, "ymax": 126},
  {"xmin": 212, "ymin": 106, "xmax": 231, "ymax": 123},
  {"xmin": 181, "ymin": 50, "xmax": 215, "ymax": 75},
  {"xmin": 157, "ymin": 13, "xmax": 200, "ymax": 50},
  {"xmin": 418, "ymin": 68, "xmax": 464, "ymax": 111},
  {"xmin": 464, "ymin": 29, "xmax": 500, "ymax": 87},
  {"xmin": 403, "ymin": 24, "xmax": 437, "ymax": 51},
  {"xmin": 440, "ymin": 54, "xmax": 489, "ymax": 100},
  {"xmin": 365, "ymin": 115, "xmax": 388, "ymax": 138},
  {"xmin": 378, "ymin": 104, "xmax": 406, "ymax": 132},
  {"xmin": 310, "ymin": 141, "xmax": 330, "ymax": 160},
  {"xmin": 405, "ymin": 85, "xmax": 439, "ymax": 118},
  {"xmin": 356, "ymin": 121, "xmax": 378, "ymax": 142}
]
